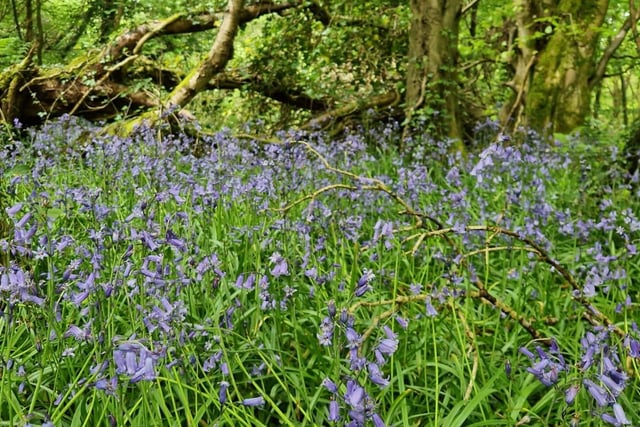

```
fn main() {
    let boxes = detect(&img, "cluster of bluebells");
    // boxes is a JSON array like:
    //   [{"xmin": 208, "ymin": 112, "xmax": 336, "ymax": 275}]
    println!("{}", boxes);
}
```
[
  {"xmin": 521, "ymin": 329, "xmax": 636, "ymax": 426},
  {"xmin": 317, "ymin": 269, "xmax": 405, "ymax": 425},
  {"xmin": 1, "ymin": 116, "xmax": 639, "ymax": 425},
  {"xmin": 323, "ymin": 378, "xmax": 385, "ymax": 427}
]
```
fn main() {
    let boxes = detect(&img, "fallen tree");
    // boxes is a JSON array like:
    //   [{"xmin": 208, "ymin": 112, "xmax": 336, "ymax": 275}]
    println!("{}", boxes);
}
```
[
  {"xmin": 0, "ymin": 1, "xmax": 337, "ymax": 128},
  {"xmin": 0, "ymin": 0, "xmax": 409, "ymax": 139}
]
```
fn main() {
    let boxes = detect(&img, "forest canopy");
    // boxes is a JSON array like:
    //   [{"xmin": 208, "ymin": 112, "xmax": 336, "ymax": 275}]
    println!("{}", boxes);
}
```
[{"xmin": 1, "ymin": 0, "xmax": 639, "ymax": 141}]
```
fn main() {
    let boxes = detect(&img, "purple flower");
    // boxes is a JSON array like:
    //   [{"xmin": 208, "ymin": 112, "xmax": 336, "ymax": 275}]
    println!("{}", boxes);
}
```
[
  {"xmin": 395, "ymin": 315, "xmax": 408, "ymax": 329},
  {"xmin": 611, "ymin": 403, "xmax": 631, "ymax": 425},
  {"xmin": 328, "ymin": 399, "xmax": 340, "ymax": 422},
  {"xmin": 368, "ymin": 363, "xmax": 389, "ymax": 388},
  {"xmin": 241, "ymin": 396, "xmax": 265, "ymax": 407},
  {"xmin": 95, "ymin": 376, "xmax": 118, "ymax": 396},
  {"xmin": 425, "ymin": 298, "xmax": 438, "ymax": 317},
  {"xmin": 344, "ymin": 380, "xmax": 364, "ymax": 409},
  {"xmin": 355, "ymin": 269, "xmax": 375, "ymax": 297},
  {"xmin": 15, "ymin": 212, "xmax": 32, "ymax": 229},
  {"xmin": 219, "ymin": 381, "xmax": 229, "ymax": 405},
  {"xmin": 565, "ymin": 384, "xmax": 579, "ymax": 404},
  {"xmin": 583, "ymin": 378, "xmax": 610, "ymax": 407},
  {"xmin": 377, "ymin": 337, "xmax": 398, "ymax": 355},
  {"xmin": 345, "ymin": 328, "xmax": 361, "ymax": 349},
  {"xmin": 504, "ymin": 360, "xmax": 512, "ymax": 378},
  {"xmin": 372, "ymin": 413, "xmax": 386, "ymax": 427},
  {"xmin": 357, "ymin": 269, "xmax": 375, "ymax": 288},
  {"xmin": 235, "ymin": 273, "xmax": 256, "ymax": 290},
  {"xmin": 317, "ymin": 317, "xmax": 334, "ymax": 346},
  {"xmin": 327, "ymin": 300, "xmax": 337, "ymax": 318},
  {"xmin": 130, "ymin": 355, "xmax": 156, "ymax": 383},
  {"xmin": 599, "ymin": 371, "xmax": 626, "ymax": 397},
  {"xmin": 64, "ymin": 323, "xmax": 92, "ymax": 341},
  {"xmin": 269, "ymin": 252, "xmax": 288, "ymax": 277},
  {"xmin": 6, "ymin": 202, "xmax": 23, "ymax": 217},
  {"xmin": 113, "ymin": 341, "xmax": 159, "ymax": 382},
  {"xmin": 322, "ymin": 378, "xmax": 338, "ymax": 394}
]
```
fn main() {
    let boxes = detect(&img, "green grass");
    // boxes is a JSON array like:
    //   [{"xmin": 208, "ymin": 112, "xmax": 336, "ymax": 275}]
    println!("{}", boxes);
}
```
[{"xmin": 0, "ymin": 119, "xmax": 638, "ymax": 426}]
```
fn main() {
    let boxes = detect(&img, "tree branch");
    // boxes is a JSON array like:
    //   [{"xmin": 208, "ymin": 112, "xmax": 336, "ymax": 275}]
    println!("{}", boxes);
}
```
[
  {"xmin": 592, "ymin": 13, "xmax": 637, "ymax": 87},
  {"xmin": 106, "ymin": 2, "xmax": 303, "ymax": 64},
  {"xmin": 165, "ymin": 0, "xmax": 244, "ymax": 109},
  {"xmin": 462, "ymin": 0, "xmax": 482, "ymax": 15},
  {"xmin": 208, "ymin": 72, "xmax": 331, "ymax": 111},
  {"xmin": 302, "ymin": 90, "xmax": 401, "ymax": 131}
]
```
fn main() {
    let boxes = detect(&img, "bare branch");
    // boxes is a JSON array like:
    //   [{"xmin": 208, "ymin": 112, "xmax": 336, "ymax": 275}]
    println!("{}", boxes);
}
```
[
  {"xmin": 106, "ymin": 2, "xmax": 304, "ymax": 64},
  {"xmin": 592, "ymin": 14, "xmax": 636, "ymax": 86},
  {"xmin": 302, "ymin": 91, "xmax": 401, "ymax": 131},
  {"xmin": 462, "ymin": 0, "xmax": 482, "ymax": 15},
  {"xmin": 208, "ymin": 72, "xmax": 332, "ymax": 111}
]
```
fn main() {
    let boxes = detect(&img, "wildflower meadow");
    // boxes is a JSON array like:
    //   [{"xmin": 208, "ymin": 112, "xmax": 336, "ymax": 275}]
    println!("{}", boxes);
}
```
[{"xmin": 0, "ymin": 117, "xmax": 639, "ymax": 426}]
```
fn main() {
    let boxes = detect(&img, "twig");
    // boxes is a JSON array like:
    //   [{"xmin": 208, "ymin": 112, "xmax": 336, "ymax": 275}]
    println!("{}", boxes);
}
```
[
  {"xmin": 267, "ymin": 136, "xmax": 625, "ymax": 343},
  {"xmin": 503, "ymin": 53, "xmax": 536, "ymax": 129},
  {"xmin": 274, "ymin": 183, "xmax": 375, "ymax": 213}
]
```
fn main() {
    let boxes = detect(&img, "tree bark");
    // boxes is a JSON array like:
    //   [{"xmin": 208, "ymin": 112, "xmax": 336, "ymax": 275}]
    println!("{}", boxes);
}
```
[
  {"xmin": 501, "ymin": 0, "xmax": 613, "ymax": 134},
  {"xmin": 24, "ymin": 0, "xmax": 33, "ymax": 42},
  {"xmin": 405, "ymin": 0, "xmax": 463, "ymax": 140},
  {"xmin": 166, "ymin": 0, "xmax": 241, "ymax": 108}
]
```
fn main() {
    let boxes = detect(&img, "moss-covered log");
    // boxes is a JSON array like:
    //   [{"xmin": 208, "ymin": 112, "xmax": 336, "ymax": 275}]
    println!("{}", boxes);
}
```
[{"xmin": 0, "ymin": 1, "xmax": 307, "ymax": 128}]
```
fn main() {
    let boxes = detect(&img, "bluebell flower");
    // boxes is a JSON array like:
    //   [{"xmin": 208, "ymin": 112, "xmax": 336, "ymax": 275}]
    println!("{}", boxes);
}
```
[
  {"xmin": 241, "ymin": 396, "xmax": 265, "ymax": 407},
  {"xmin": 395, "ymin": 315, "xmax": 408, "ymax": 329},
  {"xmin": 372, "ymin": 413, "xmax": 386, "ymax": 427},
  {"xmin": 565, "ymin": 384, "xmax": 579, "ymax": 404},
  {"xmin": 425, "ymin": 297, "xmax": 438, "ymax": 317},
  {"xmin": 322, "ymin": 378, "xmax": 338, "ymax": 394},
  {"xmin": 317, "ymin": 316, "xmax": 334, "ymax": 346},
  {"xmin": 94, "ymin": 376, "xmax": 118, "ymax": 396},
  {"xmin": 64, "ymin": 323, "xmax": 92, "ymax": 341},
  {"xmin": 345, "ymin": 328, "xmax": 361, "ymax": 349},
  {"xmin": 327, "ymin": 300, "xmax": 337, "ymax": 318},
  {"xmin": 269, "ymin": 252, "xmax": 289, "ymax": 277},
  {"xmin": 219, "ymin": 381, "xmax": 229, "ymax": 405},
  {"xmin": 344, "ymin": 380, "xmax": 364, "ymax": 409},
  {"xmin": 328, "ymin": 399, "xmax": 340, "ymax": 422},
  {"xmin": 5, "ymin": 202, "xmax": 23, "ymax": 217},
  {"xmin": 611, "ymin": 403, "xmax": 631, "ymax": 425},
  {"xmin": 582, "ymin": 378, "xmax": 610, "ymax": 407},
  {"xmin": 368, "ymin": 363, "xmax": 389, "ymax": 388}
]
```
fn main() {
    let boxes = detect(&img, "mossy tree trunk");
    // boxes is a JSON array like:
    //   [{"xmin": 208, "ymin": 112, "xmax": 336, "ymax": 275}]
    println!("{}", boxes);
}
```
[
  {"xmin": 500, "ymin": 0, "xmax": 626, "ymax": 135},
  {"xmin": 405, "ymin": 0, "xmax": 463, "ymax": 141}
]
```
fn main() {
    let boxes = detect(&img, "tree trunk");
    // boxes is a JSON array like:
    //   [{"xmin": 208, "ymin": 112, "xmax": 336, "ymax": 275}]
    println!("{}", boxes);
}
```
[
  {"xmin": 405, "ymin": 0, "xmax": 463, "ymax": 140},
  {"xmin": 501, "ymin": 0, "xmax": 609, "ymax": 134},
  {"xmin": 24, "ymin": 0, "xmax": 34, "ymax": 42},
  {"xmin": 99, "ymin": 0, "xmax": 125, "ymax": 43},
  {"xmin": 165, "ymin": 0, "xmax": 243, "ymax": 109}
]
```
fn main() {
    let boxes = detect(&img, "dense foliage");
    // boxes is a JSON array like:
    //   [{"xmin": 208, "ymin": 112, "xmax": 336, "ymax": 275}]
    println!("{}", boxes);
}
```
[
  {"xmin": 1, "ymin": 0, "xmax": 638, "ymax": 137},
  {"xmin": 0, "ymin": 118, "xmax": 638, "ymax": 426}
]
